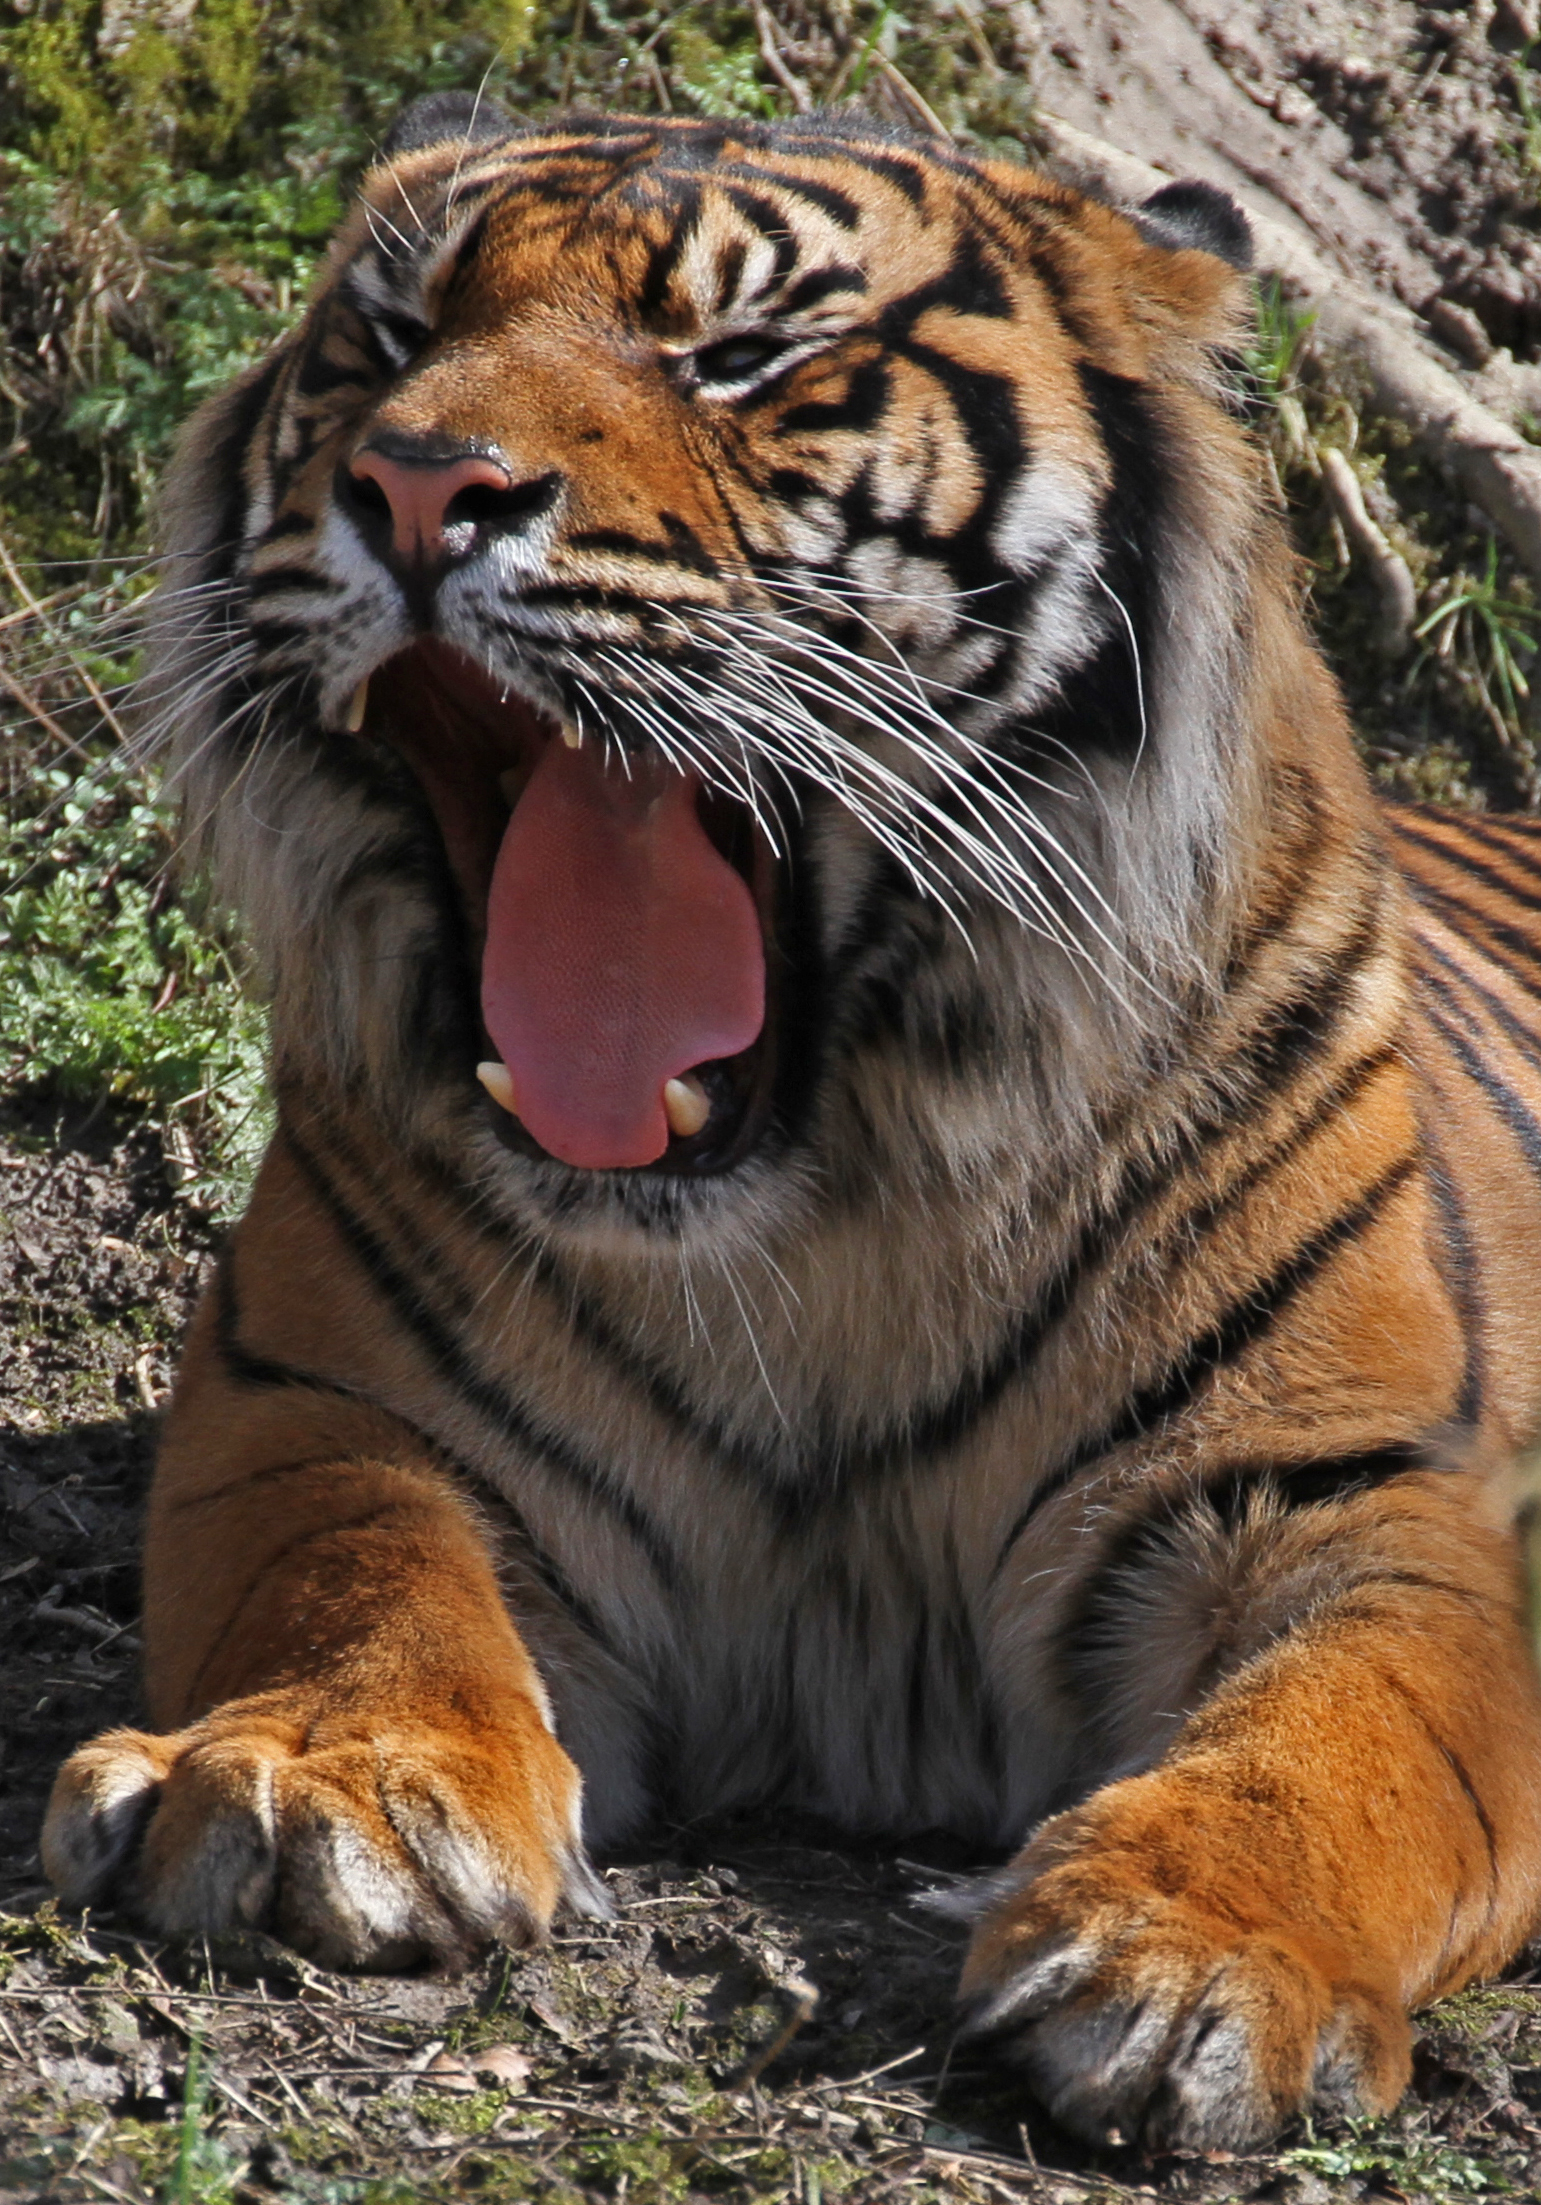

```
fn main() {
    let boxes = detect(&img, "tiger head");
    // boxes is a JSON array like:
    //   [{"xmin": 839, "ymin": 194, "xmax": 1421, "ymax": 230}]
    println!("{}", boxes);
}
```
[{"xmin": 153, "ymin": 99, "xmax": 1277, "ymax": 1249}]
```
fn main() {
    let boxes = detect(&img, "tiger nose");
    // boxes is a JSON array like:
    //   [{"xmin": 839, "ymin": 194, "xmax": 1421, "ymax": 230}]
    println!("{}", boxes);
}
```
[{"xmin": 345, "ymin": 447, "xmax": 559, "ymax": 564}]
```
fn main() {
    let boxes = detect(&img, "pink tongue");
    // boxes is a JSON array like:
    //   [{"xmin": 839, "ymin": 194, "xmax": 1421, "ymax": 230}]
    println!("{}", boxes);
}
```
[{"xmin": 481, "ymin": 741, "xmax": 765, "ymax": 1169}]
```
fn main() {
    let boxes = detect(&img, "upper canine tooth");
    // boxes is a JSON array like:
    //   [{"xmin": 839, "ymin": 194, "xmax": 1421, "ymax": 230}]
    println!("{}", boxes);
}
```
[
  {"xmin": 663, "ymin": 1073, "xmax": 710, "ymax": 1140},
  {"xmin": 560, "ymin": 723, "xmax": 582, "ymax": 751},
  {"xmin": 477, "ymin": 1060, "xmax": 519, "ymax": 1116},
  {"xmin": 345, "ymin": 678, "xmax": 369, "ymax": 733}
]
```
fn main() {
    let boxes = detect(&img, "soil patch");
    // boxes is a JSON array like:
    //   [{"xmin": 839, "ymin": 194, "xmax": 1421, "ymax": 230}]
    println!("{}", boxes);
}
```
[{"xmin": 1024, "ymin": 0, "xmax": 1541, "ymax": 365}]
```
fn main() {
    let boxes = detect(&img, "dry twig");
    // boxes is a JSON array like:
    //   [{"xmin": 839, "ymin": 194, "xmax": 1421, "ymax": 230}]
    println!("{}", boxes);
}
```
[
  {"xmin": 753, "ymin": 0, "xmax": 814, "ymax": 114},
  {"xmin": 0, "ymin": 532, "xmax": 129, "ymax": 747},
  {"xmin": 1318, "ymin": 446, "xmax": 1419, "ymax": 652}
]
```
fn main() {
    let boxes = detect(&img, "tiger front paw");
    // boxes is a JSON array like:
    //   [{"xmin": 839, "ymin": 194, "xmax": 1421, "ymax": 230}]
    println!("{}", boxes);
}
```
[
  {"xmin": 956, "ymin": 1793, "xmax": 1411, "ymax": 2151},
  {"xmin": 42, "ymin": 1695, "xmax": 610, "ymax": 1971}
]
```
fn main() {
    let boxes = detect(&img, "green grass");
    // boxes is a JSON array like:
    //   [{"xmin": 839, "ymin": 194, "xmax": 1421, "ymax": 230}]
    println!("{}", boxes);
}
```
[
  {"xmin": 0, "ymin": 574, "xmax": 272, "ymax": 1218},
  {"xmin": 1242, "ymin": 272, "xmax": 1540, "ymax": 807},
  {"xmin": 1282, "ymin": 2124, "xmax": 1511, "ymax": 2198},
  {"xmin": 165, "ymin": 2033, "xmax": 242, "ymax": 2205},
  {"xmin": 1413, "ymin": 532, "xmax": 1541, "ymax": 791}
]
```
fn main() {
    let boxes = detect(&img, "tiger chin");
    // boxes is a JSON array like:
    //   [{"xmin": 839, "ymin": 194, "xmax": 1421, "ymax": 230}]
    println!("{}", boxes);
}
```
[{"xmin": 41, "ymin": 94, "xmax": 1541, "ymax": 2154}]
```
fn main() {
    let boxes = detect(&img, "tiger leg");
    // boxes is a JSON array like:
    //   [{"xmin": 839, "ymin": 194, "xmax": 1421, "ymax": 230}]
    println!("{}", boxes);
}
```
[
  {"xmin": 961, "ymin": 1472, "xmax": 1541, "ymax": 2151},
  {"xmin": 42, "ymin": 1306, "xmax": 604, "ymax": 1969}
]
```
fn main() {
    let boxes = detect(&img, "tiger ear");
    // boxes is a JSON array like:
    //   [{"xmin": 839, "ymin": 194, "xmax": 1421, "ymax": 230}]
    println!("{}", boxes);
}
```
[
  {"xmin": 379, "ymin": 91, "xmax": 516, "ymax": 163},
  {"xmin": 1133, "ymin": 181, "xmax": 1254, "ymax": 272}
]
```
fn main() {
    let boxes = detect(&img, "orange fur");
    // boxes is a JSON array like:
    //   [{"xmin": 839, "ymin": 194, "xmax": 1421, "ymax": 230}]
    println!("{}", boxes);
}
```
[{"xmin": 41, "ymin": 110, "xmax": 1541, "ymax": 2148}]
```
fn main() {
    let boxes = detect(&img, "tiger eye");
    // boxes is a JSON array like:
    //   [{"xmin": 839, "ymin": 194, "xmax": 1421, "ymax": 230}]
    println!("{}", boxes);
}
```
[{"xmin": 691, "ymin": 334, "xmax": 790, "ymax": 385}]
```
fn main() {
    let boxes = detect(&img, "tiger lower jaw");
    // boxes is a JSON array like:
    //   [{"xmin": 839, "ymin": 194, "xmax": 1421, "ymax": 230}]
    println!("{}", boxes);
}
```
[{"xmin": 348, "ymin": 637, "xmax": 781, "ymax": 1177}]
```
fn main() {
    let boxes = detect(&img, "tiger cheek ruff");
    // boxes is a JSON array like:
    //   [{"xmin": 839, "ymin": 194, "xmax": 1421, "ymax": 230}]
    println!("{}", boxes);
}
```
[{"xmin": 40, "ymin": 96, "xmax": 1541, "ymax": 2151}]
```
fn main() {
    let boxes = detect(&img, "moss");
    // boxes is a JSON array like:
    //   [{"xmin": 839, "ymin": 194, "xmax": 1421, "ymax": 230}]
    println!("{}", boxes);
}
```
[
  {"xmin": 410, "ymin": 2085, "xmax": 515, "ymax": 2135},
  {"xmin": 0, "ymin": 0, "xmax": 538, "ymax": 195},
  {"xmin": 1429, "ymin": 1985, "xmax": 1541, "ymax": 2040}
]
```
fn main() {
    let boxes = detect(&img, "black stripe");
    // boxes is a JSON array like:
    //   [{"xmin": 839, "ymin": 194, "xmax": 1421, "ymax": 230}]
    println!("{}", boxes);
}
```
[
  {"xmin": 1422, "ymin": 1001, "xmax": 1541, "ymax": 1182},
  {"xmin": 245, "ymin": 568, "xmax": 342, "ymax": 600},
  {"xmin": 780, "ymin": 264, "xmax": 868, "ymax": 313},
  {"xmin": 1343, "ymin": 1568, "xmax": 1495, "ymax": 1615},
  {"xmin": 1058, "ymin": 1443, "xmax": 1441, "ymax": 1686},
  {"xmin": 1203, "ymin": 1444, "xmax": 1434, "ymax": 1522},
  {"xmin": 260, "ymin": 511, "xmax": 318, "ymax": 542},
  {"xmin": 212, "ymin": 1250, "xmax": 614, "ymax": 1652},
  {"xmin": 563, "ymin": 521, "xmax": 719, "ymax": 573},
  {"xmin": 714, "ymin": 236, "xmax": 748, "ymax": 313},
  {"xmin": 1028, "ymin": 364, "xmax": 1164, "ymax": 763},
  {"xmin": 1416, "ymin": 1110, "xmax": 1486, "ymax": 1428},
  {"xmin": 1222, "ymin": 767, "xmax": 1332, "ymax": 983},
  {"xmin": 282, "ymin": 1123, "xmax": 684, "ymax": 1590},
  {"xmin": 203, "ymin": 349, "xmax": 290, "ymax": 582},
  {"xmin": 722, "ymin": 186, "xmax": 801, "ymax": 291},
  {"xmin": 895, "ymin": 1034, "xmax": 1399, "ymax": 1471},
  {"xmin": 1403, "ymin": 872, "xmax": 1541, "ymax": 1004},
  {"xmin": 779, "ymin": 354, "xmax": 890, "ymax": 435},
  {"xmin": 823, "ymin": 147, "xmax": 928, "ymax": 205},
  {"xmin": 1415, "ymin": 931, "xmax": 1541, "ymax": 1067},
  {"xmin": 639, "ymin": 195, "xmax": 699, "ymax": 317},
  {"xmin": 993, "ymin": 1151, "xmax": 1422, "ymax": 1575},
  {"xmin": 215, "ymin": 1248, "xmax": 354, "ymax": 1396},
  {"xmin": 717, "ymin": 167, "xmax": 862, "ymax": 229},
  {"xmin": 1389, "ymin": 811, "xmax": 1541, "ymax": 916},
  {"xmin": 1377, "ymin": 1667, "xmax": 1500, "ymax": 1899},
  {"xmin": 887, "ymin": 230, "xmax": 1012, "ymax": 322},
  {"xmin": 1434, "ymin": 810, "xmax": 1541, "ymax": 896},
  {"xmin": 1224, "ymin": 903, "xmax": 1384, "ymax": 1091}
]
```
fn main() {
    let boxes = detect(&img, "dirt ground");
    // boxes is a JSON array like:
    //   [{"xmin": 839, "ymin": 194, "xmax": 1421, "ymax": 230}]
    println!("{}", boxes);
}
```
[
  {"xmin": 1023, "ymin": 0, "xmax": 1541, "ymax": 365},
  {"xmin": 6, "ymin": 2, "xmax": 1541, "ymax": 2200}
]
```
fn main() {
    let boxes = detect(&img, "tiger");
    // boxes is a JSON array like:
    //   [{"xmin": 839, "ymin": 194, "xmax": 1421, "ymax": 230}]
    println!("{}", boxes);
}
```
[{"xmin": 38, "ymin": 94, "xmax": 1541, "ymax": 2153}]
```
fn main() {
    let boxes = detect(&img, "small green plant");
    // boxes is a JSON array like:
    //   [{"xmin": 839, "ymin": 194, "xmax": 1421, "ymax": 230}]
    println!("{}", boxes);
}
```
[
  {"xmin": 1282, "ymin": 2116, "xmax": 1509, "ymax": 2197},
  {"xmin": 1, "ymin": 565, "xmax": 272, "ymax": 1216},
  {"xmin": 846, "ymin": 4, "xmax": 895, "ymax": 95},
  {"xmin": 165, "ymin": 2033, "xmax": 243, "ymax": 2205},
  {"xmin": 1244, "ymin": 277, "xmax": 1318, "ymax": 484},
  {"xmin": 669, "ymin": 14, "xmax": 778, "ymax": 117},
  {"xmin": 1247, "ymin": 276, "xmax": 1317, "ymax": 404},
  {"xmin": 0, "ymin": 748, "xmax": 273, "ymax": 1216},
  {"xmin": 1413, "ymin": 530, "xmax": 1540, "ymax": 788}
]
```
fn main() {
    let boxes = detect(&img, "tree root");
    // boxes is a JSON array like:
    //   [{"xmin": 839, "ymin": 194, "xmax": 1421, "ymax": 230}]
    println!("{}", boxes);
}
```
[
  {"xmin": 1318, "ymin": 447, "xmax": 1418, "ymax": 654},
  {"xmin": 1035, "ymin": 113, "xmax": 1541, "ymax": 591}
]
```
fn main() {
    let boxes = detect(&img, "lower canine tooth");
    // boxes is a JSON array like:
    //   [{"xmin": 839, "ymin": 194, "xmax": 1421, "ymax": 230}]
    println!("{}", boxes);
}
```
[
  {"xmin": 345, "ymin": 678, "xmax": 369, "ymax": 733},
  {"xmin": 663, "ymin": 1074, "xmax": 711, "ymax": 1140},
  {"xmin": 477, "ymin": 1061, "xmax": 519, "ymax": 1116}
]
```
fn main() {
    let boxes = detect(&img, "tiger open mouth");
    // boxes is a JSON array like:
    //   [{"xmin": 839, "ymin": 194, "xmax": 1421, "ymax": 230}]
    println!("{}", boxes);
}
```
[{"xmin": 351, "ymin": 639, "xmax": 780, "ymax": 1175}]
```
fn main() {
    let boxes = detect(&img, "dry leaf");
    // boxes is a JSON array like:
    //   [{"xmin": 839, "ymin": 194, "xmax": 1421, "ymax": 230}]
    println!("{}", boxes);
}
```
[
  {"xmin": 422, "ymin": 2050, "xmax": 477, "ymax": 2093},
  {"xmin": 468, "ymin": 2044, "xmax": 532, "ymax": 2087}
]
